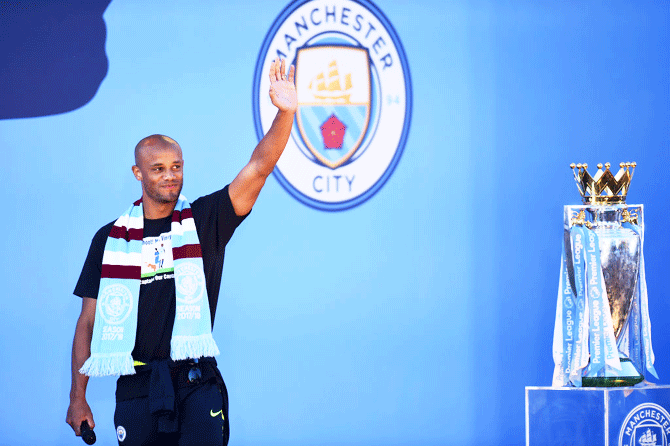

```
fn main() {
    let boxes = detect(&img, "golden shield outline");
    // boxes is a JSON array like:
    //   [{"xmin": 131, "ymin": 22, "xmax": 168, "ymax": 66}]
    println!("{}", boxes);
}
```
[{"xmin": 295, "ymin": 45, "xmax": 371, "ymax": 169}]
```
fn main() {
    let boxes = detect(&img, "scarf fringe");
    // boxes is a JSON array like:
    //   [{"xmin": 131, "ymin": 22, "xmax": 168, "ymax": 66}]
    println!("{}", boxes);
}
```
[
  {"xmin": 79, "ymin": 353, "xmax": 135, "ymax": 377},
  {"xmin": 170, "ymin": 334, "xmax": 220, "ymax": 361}
]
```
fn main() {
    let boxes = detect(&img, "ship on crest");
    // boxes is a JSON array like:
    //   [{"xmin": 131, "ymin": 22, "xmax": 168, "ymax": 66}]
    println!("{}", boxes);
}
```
[
  {"xmin": 309, "ymin": 60, "xmax": 352, "ymax": 104},
  {"xmin": 639, "ymin": 428, "xmax": 658, "ymax": 446}
]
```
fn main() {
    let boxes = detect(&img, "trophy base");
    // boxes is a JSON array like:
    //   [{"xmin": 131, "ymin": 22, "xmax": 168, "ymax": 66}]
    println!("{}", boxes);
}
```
[
  {"xmin": 582, "ymin": 357, "xmax": 644, "ymax": 387},
  {"xmin": 526, "ymin": 384, "xmax": 670, "ymax": 446}
]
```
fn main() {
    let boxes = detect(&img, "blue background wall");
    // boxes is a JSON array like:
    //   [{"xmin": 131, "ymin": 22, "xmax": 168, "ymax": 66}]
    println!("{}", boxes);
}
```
[{"xmin": 1, "ymin": 1, "xmax": 669, "ymax": 445}]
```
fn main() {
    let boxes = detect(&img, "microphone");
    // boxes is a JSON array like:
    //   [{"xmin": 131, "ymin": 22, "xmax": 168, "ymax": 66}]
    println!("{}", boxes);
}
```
[{"xmin": 80, "ymin": 420, "xmax": 96, "ymax": 445}]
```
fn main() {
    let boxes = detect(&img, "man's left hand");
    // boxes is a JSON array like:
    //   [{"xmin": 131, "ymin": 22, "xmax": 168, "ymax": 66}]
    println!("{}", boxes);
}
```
[{"xmin": 269, "ymin": 58, "xmax": 297, "ymax": 114}]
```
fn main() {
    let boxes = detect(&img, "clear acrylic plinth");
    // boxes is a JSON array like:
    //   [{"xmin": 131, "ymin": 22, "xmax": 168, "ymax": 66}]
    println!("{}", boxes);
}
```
[{"xmin": 526, "ymin": 384, "xmax": 670, "ymax": 446}]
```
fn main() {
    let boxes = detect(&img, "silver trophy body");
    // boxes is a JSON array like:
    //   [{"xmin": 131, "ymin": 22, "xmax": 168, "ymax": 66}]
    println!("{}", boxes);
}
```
[{"xmin": 564, "ymin": 204, "xmax": 644, "ymax": 386}]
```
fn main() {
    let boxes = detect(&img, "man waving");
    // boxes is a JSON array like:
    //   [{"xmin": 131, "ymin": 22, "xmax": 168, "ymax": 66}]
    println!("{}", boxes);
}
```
[{"xmin": 66, "ymin": 58, "xmax": 296, "ymax": 446}]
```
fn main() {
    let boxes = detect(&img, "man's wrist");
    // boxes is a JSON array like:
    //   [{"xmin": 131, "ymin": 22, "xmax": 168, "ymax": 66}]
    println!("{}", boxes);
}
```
[
  {"xmin": 277, "ymin": 109, "xmax": 296, "ymax": 118},
  {"xmin": 70, "ymin": 389, "xmax": 87, "ymax": 402}
]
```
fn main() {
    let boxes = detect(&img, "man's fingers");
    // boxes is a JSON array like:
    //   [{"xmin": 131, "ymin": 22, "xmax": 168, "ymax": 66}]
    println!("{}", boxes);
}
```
[
  {"xmin": 66, "ymin": 413, "xmax": 78, "ymax": 435},
  {"xmin": 269, "ymin": 58, "xmax": 292, "ymax": 83},
  {"xmin": 69, "ymin": 418, "xmax": 81, "ymax": 436},
  {"xmin": 269, "ymin": 59, "xmax": 277, "ymax": 83},
  {"xmin": 71, "ymin": 417, "xmax": 84, "ymax": 436},
  {"xmin": 288, "ymin": 65, "xmax": 295, "ymax": 83}
]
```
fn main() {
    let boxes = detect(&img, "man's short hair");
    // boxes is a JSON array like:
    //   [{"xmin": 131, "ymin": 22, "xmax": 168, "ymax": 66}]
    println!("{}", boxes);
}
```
[{"xmin": 134, "ymin": 134, "xmax": 180, "ymax": 165}]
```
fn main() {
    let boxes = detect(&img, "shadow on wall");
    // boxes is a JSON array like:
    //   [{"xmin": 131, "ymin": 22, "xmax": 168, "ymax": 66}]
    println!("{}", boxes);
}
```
[{"xmin": 0, "ymin": 0, "xmax": 112, "ymax": 120}]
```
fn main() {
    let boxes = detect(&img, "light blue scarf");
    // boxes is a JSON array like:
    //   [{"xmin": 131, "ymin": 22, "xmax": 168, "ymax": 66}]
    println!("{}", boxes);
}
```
[{"xmin": 80, "ymin": 196, "xmax": 219, "ymax": 377}]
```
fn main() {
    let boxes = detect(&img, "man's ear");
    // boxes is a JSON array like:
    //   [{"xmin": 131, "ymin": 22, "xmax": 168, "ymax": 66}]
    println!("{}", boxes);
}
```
[{"xmin": 132, "ymin": 165, "xmax": 142, "ymax": 181}]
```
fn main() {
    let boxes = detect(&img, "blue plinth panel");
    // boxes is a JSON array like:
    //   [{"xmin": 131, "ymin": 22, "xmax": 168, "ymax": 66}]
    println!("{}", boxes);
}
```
[{"xmin": 526, "ymin": 385, "xmax": 670, "ymax": 446}]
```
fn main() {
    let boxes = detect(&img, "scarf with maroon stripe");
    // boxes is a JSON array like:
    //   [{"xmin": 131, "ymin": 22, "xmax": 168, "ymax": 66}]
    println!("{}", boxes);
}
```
[{"xmin": 80, "ymin": 196, "xmax": 219, "ymax": 377}]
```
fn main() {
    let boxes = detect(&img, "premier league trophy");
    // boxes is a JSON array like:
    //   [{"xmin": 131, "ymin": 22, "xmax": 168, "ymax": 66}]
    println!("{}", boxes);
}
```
[{"xmin": 552, "ymin": 162, "xmax": 658, "ymax": 387}]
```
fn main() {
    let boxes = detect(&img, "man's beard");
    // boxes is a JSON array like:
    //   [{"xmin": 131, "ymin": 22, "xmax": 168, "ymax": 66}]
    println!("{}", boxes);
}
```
[{"xmin": 146, "ymin": 181, "xmax": 183, "ymax": 204}]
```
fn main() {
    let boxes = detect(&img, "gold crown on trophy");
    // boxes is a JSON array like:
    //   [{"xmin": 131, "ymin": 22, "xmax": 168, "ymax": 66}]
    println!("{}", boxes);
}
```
[{"xmin": 570, "ymin": 162, "xmax": 636, "ymax": 204}]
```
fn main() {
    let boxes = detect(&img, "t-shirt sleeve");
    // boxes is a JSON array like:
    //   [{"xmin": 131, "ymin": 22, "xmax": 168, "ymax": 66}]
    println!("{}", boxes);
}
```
[
  {"xmin": 191, "ymin": 184, "xmax": 249, "ymax": 253},
  {"xmin": 73, "ymin": 222, "xmax": 114, "ymax": 299}
]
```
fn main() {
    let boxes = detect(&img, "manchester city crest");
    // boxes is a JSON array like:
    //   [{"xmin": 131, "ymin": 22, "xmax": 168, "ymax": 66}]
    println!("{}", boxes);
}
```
[
  {"xmin": 175, "ymin": 262, "xmax": 205, "ymax": 304},
  {"xmin": 253, "ymin": 0, "xmax": 412, "ymax": 211},
  {"xmin": 619, "ymin": 403, "xmax": 670, "ymax": 446},
  {"xmin": 99, "ymin": 284, "xmax": 133, "ymax": 325}
]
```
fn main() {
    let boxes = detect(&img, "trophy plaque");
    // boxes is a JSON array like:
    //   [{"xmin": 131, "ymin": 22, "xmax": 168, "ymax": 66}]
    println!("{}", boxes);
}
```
[{"xmin": 552, "ymin": 162, "xmax": 658, "ymax": 387}]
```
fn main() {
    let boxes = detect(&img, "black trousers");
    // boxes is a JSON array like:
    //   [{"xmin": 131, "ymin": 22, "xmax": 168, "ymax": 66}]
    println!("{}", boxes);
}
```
[
  {"xmin": 113, "ymin": 359, "xmax": 229, "ymax": 446},
  {"xmin": 114, "ymin": 381, "xmax": 229, "ymax": 446}
]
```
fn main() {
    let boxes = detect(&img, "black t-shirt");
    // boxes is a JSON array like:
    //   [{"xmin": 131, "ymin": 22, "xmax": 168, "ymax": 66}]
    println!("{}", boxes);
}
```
[{"xmin": 74, "ymin": 185, "xmax": 247, "ymax": 362}]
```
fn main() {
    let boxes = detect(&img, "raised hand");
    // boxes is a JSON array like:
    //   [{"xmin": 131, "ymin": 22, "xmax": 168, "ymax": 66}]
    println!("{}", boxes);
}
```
[{"xmin": 269, "ymin": 58, "xmax": 297, "ymax": 114}]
